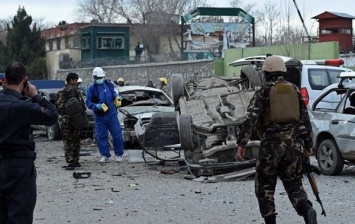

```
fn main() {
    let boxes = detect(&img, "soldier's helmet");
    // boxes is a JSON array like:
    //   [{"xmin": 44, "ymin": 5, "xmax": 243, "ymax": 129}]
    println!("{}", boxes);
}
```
[
  {"xmin": 262, "ymin": 56, "xmax": 287, "ymax": 75},
  {"xmin": 159, "ymin": 77, "xmax": 168, "ymax": 85}
]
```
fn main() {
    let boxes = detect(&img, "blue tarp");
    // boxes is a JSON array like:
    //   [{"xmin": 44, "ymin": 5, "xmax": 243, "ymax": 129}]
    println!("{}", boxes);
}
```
[{"xmin": 30, "ymin": 80, "xmax": 65, "ymax": 89}]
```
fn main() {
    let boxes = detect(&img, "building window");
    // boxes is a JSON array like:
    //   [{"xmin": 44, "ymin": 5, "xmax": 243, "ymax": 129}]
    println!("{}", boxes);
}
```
[
  {"xmin": 56, "ymin": 38, "xmax": 61, "ymax": 50},
  {"xmin": 49, "ymin": 39, "xmax": 53, "ymax": 51},
  {"xmin": 81, "ymin": 37, "xmax": 90, "ymax": 49},
  {"xmin": 97, "ymin": 37, "xmax": 124, "ymax": 49},
  {"xmin": 65, "ymin": 36, "xmax": 70, "ymax": 48},
  {"xmin": 340, "ymin": 28, "xmax": 352, "ymax": 35},
  {"xmin": 320, "ymin": 28, "xmax": 338, "ymax": 35}
]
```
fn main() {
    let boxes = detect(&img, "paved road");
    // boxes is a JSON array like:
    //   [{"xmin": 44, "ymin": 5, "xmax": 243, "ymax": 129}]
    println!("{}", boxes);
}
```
[{"xmin": 33, "ymin": 139, "xmax": 355, "ymax": 224}]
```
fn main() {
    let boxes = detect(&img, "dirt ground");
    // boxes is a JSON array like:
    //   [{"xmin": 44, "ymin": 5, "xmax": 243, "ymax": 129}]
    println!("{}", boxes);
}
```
[{"xmin": 32, "ymin": 137, "xmax": 355, "ymax": 224}]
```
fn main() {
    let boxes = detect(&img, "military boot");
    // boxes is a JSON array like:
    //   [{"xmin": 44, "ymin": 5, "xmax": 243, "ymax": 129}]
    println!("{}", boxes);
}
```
[
  {"xmin": 300, "ymin": 201, "xmax": 317, "ymax": 224},
  {"xmin": 264, "ymin": 214, "xmax": 276, "ymax": 224}
]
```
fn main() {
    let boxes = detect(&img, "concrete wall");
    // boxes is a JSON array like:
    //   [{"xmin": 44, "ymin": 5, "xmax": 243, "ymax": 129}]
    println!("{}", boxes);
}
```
[
  {"xmin": 55, "ymin": 41, "xmax": 343, "ymax": 88},
  {"xmin": 55, "ymin": 59, "xmax": 214, "ymax": 90},
  {"xmin": 223, "ymin": 41, "xmax": 340, "ymax": 77}
]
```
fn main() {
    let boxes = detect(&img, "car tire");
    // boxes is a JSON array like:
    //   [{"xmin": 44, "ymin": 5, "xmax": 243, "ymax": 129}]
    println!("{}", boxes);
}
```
[
  {"xmin": 179, "ymin": 114, "xmax": 194, "ymax": 151},
  {"xmin": 47, "ymin": 123, "xmax": 61, "ymax": 140},
  {"xmin": 241, "ymin": 66, "xmax": 262, "ymax": 88},
  {"xmin": 317, "ymin": 139, "xmax": 344, "ymax": 176},
  {"xmin": 171, "ymin": 74, "xmax": 184, "ymax": 106}
]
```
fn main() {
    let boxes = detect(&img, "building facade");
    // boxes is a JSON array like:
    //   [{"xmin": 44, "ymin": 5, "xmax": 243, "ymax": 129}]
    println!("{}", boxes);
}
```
[{"xmin": 312, "ymin": 11, "xmax": 355, "ymax": 53}]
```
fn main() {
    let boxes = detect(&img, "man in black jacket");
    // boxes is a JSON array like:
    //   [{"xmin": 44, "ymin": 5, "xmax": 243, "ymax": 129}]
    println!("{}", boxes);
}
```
[{"xmin": 0, "ymin": 62, "xmax": 58, "ymax": 224}]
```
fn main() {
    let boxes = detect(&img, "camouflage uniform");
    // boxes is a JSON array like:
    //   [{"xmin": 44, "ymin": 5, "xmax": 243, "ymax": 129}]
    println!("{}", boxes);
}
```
[
  {"xmin": 56, "ymin": 85, "xmax": 86, "ymax": 165},
  {"xmin": 237, "ymin": 81, "xmax": 313, "ymax": 218}
]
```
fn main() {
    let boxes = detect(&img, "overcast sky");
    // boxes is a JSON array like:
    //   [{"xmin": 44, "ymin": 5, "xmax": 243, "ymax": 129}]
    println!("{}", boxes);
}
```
[{"xmin": 1, "ymin": 0, "xmax": 355, "ymax": 26}]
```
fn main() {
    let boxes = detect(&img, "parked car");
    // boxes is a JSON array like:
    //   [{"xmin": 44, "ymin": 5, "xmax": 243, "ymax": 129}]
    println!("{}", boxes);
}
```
[
  {"xmin": 229, "ymin": 55, "xmax": 353, "ymax": 106},
  {"xmin": 113, "ymin": 85, "xmax": 175, "ymax": 148},
  {"xmin": 30, "ymin": 80, "xmax": 94, "ymax": 140},
  {"xmin": 308, "ymin": 72, "xmax": 355, "ymax": 175}
]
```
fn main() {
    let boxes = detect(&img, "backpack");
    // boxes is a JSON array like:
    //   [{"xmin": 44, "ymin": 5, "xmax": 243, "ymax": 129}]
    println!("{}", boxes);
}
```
[
  {"xmin": 65, "ymin": 88, "xmax": 89, "ymax": 128},
  {"xmin": 263, "ymin": 79, "xmax": 300, "ymax": 125}
]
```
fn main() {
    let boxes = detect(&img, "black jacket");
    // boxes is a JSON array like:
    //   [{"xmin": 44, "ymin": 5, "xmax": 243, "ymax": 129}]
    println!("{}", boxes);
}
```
[{"xmin": 0, "ymin": 89, "xmax": 59, "ymax": 151}]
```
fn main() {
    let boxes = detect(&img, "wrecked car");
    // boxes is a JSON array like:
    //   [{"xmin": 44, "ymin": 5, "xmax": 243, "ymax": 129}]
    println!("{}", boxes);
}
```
[
  {"xmin": 113, "ymin": 85, "xmax": 175, "ymax": 148},
  {"xmin": 309, "ymin": 72, "xmax": 355, "ymax": 175},
  {"xmin": 169, "ymin": 73, "xmax": 260, "ymax": 176}
]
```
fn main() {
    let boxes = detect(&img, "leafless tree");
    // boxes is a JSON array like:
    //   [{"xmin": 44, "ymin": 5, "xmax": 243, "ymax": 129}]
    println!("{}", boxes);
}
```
[
  {"xmin": 76, "ymin": 0, "xmax": 209, "ymax": 61},
  {"xmin": 258, "ymin": 0, "xmax": 280, "ymax": 45},
  {"xmin": 0, "ymin": 19, "xmax": 10, "ymax": 43},
  {"xmin": 229, "ymin": 0, "xmax": 255, "ymax": 14},
  {"xmin": 76, "ymin": 0, "xmax": 123, "ymax": 23}
]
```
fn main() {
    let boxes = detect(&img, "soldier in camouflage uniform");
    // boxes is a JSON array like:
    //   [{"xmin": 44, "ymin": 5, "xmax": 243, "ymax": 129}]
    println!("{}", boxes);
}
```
[
  {"xmin": 236, "ymin": 56, "xmax": 317, "ymax": 224},
  {"xmin": 56, "ymin": 73, "xmax": 86, "ymax": 170}
]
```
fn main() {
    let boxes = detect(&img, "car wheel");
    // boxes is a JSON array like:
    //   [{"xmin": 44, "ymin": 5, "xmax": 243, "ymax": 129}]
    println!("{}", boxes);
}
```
[
  {"xmin": 241, "ymin": 66, "xmax": 262, "ymax": 88},
  {"xmin": 171, "ymin": 74, "xmax": 184, "ymax": 106},
  {"xmin": 47, "ymin": 123, "xmax": 61, "ymax": 140},
  {"xmin": 179, "ymin": 114, "xmax": 194, "ymax": 151},
  {"xmin": 317, "ymin": 139, "xmax": 344, "ymax": 176}
]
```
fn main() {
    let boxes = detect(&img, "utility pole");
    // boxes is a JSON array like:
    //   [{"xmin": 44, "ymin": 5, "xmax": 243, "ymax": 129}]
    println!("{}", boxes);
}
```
[{"xmin": 292, "ymin": 0, "xmax": 312, "ymax": 43}]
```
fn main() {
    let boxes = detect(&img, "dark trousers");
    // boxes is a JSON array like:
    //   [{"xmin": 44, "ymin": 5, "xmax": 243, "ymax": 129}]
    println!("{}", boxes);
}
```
[
  {"xmin": 60, "ymin": 120, "xmax": 81, "ymax": 164},
  {"xmin": 255, "ymin": 138, "xmax": 308, "ymax": 218},
  {"xmin": 0, "ymin": 158, "xmax": 37, "ymax": 224}
]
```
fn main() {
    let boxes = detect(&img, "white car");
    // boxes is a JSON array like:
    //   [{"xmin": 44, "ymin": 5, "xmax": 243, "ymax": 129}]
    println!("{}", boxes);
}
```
[
  {"xmin": 229, "ymin": 54, "xmax": 353, "ymax": 106},
  {"xmin": 114, "ymin": 85, "xmax": 175, "ymax": 148},
  {"xmin": 308, "ymin": 72, "xmax": 355, "ymax": 175}
]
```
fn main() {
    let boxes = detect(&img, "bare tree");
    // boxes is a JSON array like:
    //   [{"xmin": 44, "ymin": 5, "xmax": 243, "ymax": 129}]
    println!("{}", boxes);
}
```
[
  {"xmin": 76, "ymin": 0, "xmax": 123, "ymax": 23},
  {"xmin": 258, "ymin": 0, "xmax": 280, "ymax": 45},
  {"xmin": 76, "ymin": 0, "xmax": 209, "ymax": 61},
  {"xmin": 0, "ymin": 19, "xmax": 10, "ymax": 43},
  {"xmin": 229, "ymin": 0, "xmax": 255, "ymax": 14}
]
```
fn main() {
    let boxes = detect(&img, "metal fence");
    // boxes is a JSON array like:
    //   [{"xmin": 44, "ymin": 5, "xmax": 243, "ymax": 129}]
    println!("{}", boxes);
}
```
[{"xmin": 59, "ymin": 50, "xmax": 218, "ymax": 69}]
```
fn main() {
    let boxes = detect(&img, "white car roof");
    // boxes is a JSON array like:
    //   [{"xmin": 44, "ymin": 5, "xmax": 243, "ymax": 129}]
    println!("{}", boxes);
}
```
[
  {"xmin": 228, "ymin": 55, "xmax": 301, "ymax": 67},
  {"xmin": 338, "ymin": 71, "xmax": 355, "ymax": 78}
]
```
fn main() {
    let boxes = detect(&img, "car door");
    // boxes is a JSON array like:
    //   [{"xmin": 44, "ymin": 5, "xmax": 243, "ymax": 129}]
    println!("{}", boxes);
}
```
[
  {"xmin": 312, "ymin": 87, "xmax": 355, "ymax": 157},
  {"xmin": 331, "ymin": 90, "xmax": 355, "ymax": 158}
]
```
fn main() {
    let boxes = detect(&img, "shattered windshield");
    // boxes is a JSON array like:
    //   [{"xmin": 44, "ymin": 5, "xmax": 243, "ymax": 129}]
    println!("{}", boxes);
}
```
[{"xmin": 120, "ymin": 90, "xmax": 173, "ymax": 107}]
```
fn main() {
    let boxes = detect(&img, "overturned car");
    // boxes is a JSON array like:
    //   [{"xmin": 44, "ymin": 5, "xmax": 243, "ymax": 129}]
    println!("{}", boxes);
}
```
[
  {"xmin": 139, "ymin": 73, "xmax": 262, "ymax": 175},
  {"xmin": 164, "ymin": 74, "xmax": 260, "ymax": 176}
]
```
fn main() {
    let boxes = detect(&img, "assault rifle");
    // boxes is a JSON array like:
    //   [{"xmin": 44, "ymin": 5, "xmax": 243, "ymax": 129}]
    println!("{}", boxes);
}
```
[{"xmin": 303, "ymin": 157, "xmax": 327, "ymax": 217}]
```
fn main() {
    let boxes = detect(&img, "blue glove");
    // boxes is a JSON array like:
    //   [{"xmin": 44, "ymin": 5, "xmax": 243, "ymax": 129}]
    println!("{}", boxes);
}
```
[{"xmin": 95, "ymin": 104, "xmax": 103, "ymax": 110}]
